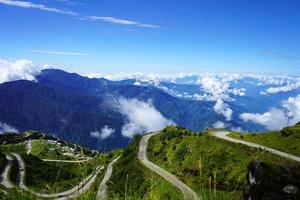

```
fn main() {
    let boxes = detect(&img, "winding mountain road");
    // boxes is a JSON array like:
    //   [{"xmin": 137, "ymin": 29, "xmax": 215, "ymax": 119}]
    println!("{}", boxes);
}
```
[
  {"xmin": 96, "ymin": 156, "xmax": 121, "ymax": 200},
  {"xmin": 42, "ymin": 158, "xmax": 92, "ymax": 163},
  {"xmin": 138, "ymin": 132, "xmax": 199, "ymax": 200},
  {"xmin": 10, "ymin": 153, "xmax": 104, "ymax": 199},
  {"xmin": 212, "ymin": 131, "xmax": 300, "ymax": 162},
  {"xmin": 0, "ymin": 155, "xmax": 14, "ymax": 189},
  {"xmin": 26, "ymin": 139, "xmax": 92, "ymax": 163}
]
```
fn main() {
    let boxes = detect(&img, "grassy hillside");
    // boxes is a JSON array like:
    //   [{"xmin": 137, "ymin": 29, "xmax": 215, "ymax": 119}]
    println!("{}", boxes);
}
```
[
  {"xmin": 108, "ymin": 135, "xmax": 183, "ymax": 200},
  {"xmin": 147, "ymin": 126, "xmax": 298, "ymax": 200},
  {"xmin": 0, "ymin": 131, "xmax": 119, "ymax": 200},
  {"xmin": 229, "ymin": 122, "xmax": 300, "ymax": 156}
]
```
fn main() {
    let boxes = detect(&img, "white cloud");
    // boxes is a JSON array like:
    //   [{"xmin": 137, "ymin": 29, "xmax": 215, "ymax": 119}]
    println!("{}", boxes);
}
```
[
  {"xmin": 0, "ymin": 121, "xmax": 18, "ymax": 133},
  {"xmin": 0, "ymin": 1, "xmax": 159, "ymax": 29},
  {"xmin": 86, "ymin": 16, "xmax": 160, "ymax": 29},
  {"xmin": 0, "ymin": 58, "xmax": 43, "ymax": 84},
  {"xmin": 240, "ymin": 108, "xmax": 287, "ymax": 130},
  {"xmin": 230, "ymin": 88, "xmax": 246, "ymax": 96},
  {"xmin": 197, "ymin": 76, "xmax": 230, "ymax": 101},
  {"xmin": 90, "ymin": 125, "xmax": 115, "ymax": 139},
  {"xmin": 90, "ymin": 131, "xmax": 99, "ymax": 138},
  {"xmin": 29, "ymin": 49, "xmax": 88, "ymax": 56},
  {"xmin": 213, "ymin": 121, "xmax": 225, "ymax": 129},
  {"xmin": 0, "ymin": 0, "xmax": 78, "ymax": 16},
  {"xmin": 231, "ymin": 127, "xmax": 243, "ymax": 132},
  {"xmin": 117, "ymin": 97, "xmax": 173, "ymax": 138},
  {"xmin": 282, "ymin": 95, "xmax": 300, "ymax": 125},
  {"xmin": 264, "ymin": 82, "xmax": 300, "ymax": 94},
  {"xmin": 214, "ymin": 99, "xmax": 233, "ymax": 121},
  {"xmin": 133, "ymin": 81, "xmax": 142, "ymax": 86},
  {"xmin": 240, "ymin": 94, "xmax": 300, "ymax": 130}
]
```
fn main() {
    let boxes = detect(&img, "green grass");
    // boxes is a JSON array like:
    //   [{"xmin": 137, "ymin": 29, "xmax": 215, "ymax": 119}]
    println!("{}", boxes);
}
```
[
  {"xmin": 9, "ymin": 159, "xmax": 19, "ymax": 186},
  {"xmin": 0, "ymin": 143, "xmax": 27, "ymax": 155},
  {"xmin": 108, "ymin": 135, "xmax": 183, "ymax": 200},
  {"xmin": 147, "ymin": 126, "xmax": 298, "ymax": 200},
  {"xmin": 22, "ymin": 154, "xmax": 107, "ymax": 193},
  {"xmin": 228, "ymin": 123, "xmax": 300, "ymax": 157},
  {"xmin": 0, "ymin": 150, "xmax": 6, "ymax": 173},
  {"xmin": 30, "ymin": 140, "xmax": 77, "ymax": 160},
  {"xmin": 0, "ymin": 131, "xmax": 122, "ymax": 199}
]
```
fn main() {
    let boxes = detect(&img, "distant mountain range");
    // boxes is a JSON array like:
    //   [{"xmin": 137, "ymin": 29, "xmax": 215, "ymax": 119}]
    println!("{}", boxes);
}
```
[{"xmin": 0, "ymin": 68, "xmax": 299, "ymax": 151}]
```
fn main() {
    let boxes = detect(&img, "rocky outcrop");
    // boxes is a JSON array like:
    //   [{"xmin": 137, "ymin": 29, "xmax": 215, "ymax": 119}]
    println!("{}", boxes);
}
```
[{"xmin": 243, "ymin": 161, "xmax": 300, "ymax": 200}]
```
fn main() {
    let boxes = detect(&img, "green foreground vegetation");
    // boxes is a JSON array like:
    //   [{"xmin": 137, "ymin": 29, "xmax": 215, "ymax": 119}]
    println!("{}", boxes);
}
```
[
  {"xmin": 147, "ymin": 126, "xmax": 298, "ymax": 200},
  {"xmin": 1, "ymin": 125, "xmax": 300, "ymax": 200},
  {"xmin": 229, "ymin": 122, "xmax": 300, "ymax": 157},
  {"xmin": 0, "ymin": 131, "xmax": 121, "ymax": 200},
  {"xmin": 108, "ymin": 135, "xmax": 183, "ymax": 200}
]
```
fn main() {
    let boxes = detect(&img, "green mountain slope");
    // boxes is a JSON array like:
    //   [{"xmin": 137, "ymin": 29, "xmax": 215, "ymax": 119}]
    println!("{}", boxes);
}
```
[
  {"xmin": 0, "ymin": 131, "xmax": 120, "ymax": 200},
  {"xmin": 107, "ymin": 135, "xmax": 183, "ymax": 200},
  {"xmin": 1, "ymin": 125, "xmax": 299, "ymax": 200},
  {"xmin": 229, "ymin": 123, "xmax": 300, "ymax": 156},
  {"xmin": 146, "ymin": 126, "xmax": 299, "ymax": 200}
]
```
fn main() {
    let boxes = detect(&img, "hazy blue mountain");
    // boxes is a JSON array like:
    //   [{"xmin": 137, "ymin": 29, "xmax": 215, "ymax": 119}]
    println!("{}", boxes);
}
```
[{"xmin": 0, "ymin": 69, "xmax": 298, "ymax": 151}]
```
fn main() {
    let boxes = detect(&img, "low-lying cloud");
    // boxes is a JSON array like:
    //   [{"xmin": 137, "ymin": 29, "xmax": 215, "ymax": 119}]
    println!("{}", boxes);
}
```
[
  {"xmin": 0, "ymin": 58, "xmax": 43, "ymax": 84},
  {"xmin": 240, "ymin": 94, "xmax": 300, "ymax": 130},
  {"xmin": 264, "ymin": 82, "xmax": 300, "ymax": 94},
  {"xmin": 214, "ymin": 99, "xmax": 233, "ymax": 121},
  {"xmin": 117, "ymin": 97, "xmax": 173, "ymax": 138},
  {"xmin": 213, "ymin": 121, "xmax": 226, "ymax": 129},
  {"xmin": 90, "ymin": 125, "xmax": 115, "ymax": 139},
  {"xmin": 0, "ymin": 121, "xmax": 18, "ymax": 134},
  {"xmin": 240, "ymin": 108, "xmax": 287, "ymax": 130}
]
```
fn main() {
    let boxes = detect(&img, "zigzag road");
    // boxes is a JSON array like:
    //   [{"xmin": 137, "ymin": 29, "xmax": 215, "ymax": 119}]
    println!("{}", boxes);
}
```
[{"xmin": 8, "ymin": 153, "xmax": 104, "ymax": 199}]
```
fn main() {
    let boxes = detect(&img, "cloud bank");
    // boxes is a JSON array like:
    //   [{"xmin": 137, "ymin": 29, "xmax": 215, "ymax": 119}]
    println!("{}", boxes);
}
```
[
  {"xmin": 117, "ymin": 98, "xmax": 173, "ymax": 138},
  {"xmin": 0, "ymin": 58, "xmax": 42, "ymax": 84},
  {"xmin": 240, "ymin": 108, "xmax": 287, "ymax": 130},
  {"xmin": 90, "ymin": 125, "xmax": 115, "ymax": 139},
  {"xmin": 264, "ymin": 82, "xmax": 300, "ymax": 94},
  {"xmin": 0, "ymin": 121, "xmax": 18, "ymax": 134},
  {"xmin": 213, "ymin": 121, "xmax": 226, "ymax": 129},
  {"xmin": 214, "ymin": 99, "xmax": 233, "ymax": 121},
  {"xmin": 240, "ymin": 94, "xmax": 300, "ymax": 130}
]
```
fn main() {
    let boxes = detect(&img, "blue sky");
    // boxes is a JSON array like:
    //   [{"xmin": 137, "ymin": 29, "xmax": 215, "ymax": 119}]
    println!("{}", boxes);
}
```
[{"xmin": 0, "ymin": 0, "xmax": 300, "ymax": 75}]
